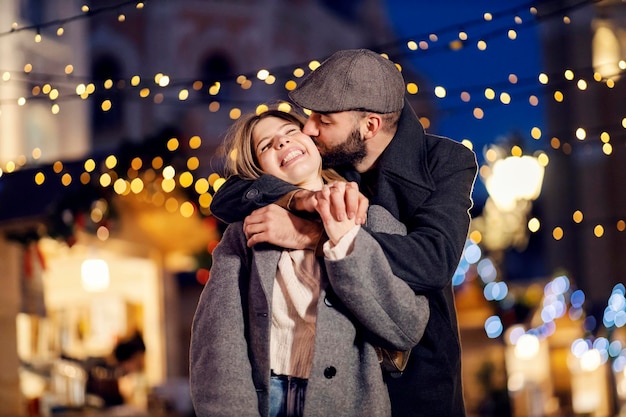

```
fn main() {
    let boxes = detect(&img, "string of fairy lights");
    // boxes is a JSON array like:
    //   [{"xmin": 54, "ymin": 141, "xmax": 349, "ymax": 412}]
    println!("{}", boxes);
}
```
[
  {"xmin": 1, "ymin": 0, "xmax": 625, "ymax": 359},
  {"xmin": 0, "ymin": 1, "xmax": 622, "ymax": 238},
  {"xmin": 0, "ymin": 0, "xmax": 622, "ymax": 139},
  {"xmin": 0, "ymin": 0, "xmax": 623, "ymax": 250},
  {"xmin": 0, "ymin": 1, "xmax": 623, "ymax": 158},
  {"xmin": 0, "ymin": 0, "xmax": 623, "ymax": 224},
  {"xmin": 0, "ymin": 0, "xmax": 146, "ymax": 39}
]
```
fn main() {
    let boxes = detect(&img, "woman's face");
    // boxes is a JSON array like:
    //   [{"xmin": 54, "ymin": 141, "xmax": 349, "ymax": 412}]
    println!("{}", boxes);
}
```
[{"xmin": 252, "ymin": 116, "xmax": 323, "ymax": 190}]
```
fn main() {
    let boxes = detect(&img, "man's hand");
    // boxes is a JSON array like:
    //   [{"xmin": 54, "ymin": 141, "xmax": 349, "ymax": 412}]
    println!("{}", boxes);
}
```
[
  {"xmin": 243, "ymin": 204, "xmax": 323, "ymax": 249},
  {"xmin": 316, "ymin": 184, "xmax": 359, "ymax": 245},
  {"xmin": 291, "ymin": 181, "xmax": 368, "ymax": 225}
]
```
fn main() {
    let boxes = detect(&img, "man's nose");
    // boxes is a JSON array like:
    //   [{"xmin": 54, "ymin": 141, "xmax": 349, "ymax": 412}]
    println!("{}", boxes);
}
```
[{"xmin": 302, "ymin": 119, "xmax": 318, "ymax": 136}]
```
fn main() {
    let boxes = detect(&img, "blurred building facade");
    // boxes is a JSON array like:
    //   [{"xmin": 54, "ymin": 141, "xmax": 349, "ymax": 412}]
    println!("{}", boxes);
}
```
[
  {"xmin": 540, "ymin": 0, "xmax": 626, "ymax": 323},
  {"xmin": 1, "ymin": 0, "xmax": 625, "ymax": 416},
  {"xmin": 538, "ymin": 2, "xmax": 626, "ymax": 414}
]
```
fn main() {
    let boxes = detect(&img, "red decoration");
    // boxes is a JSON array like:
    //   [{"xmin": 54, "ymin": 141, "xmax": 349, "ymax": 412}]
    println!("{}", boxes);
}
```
[
  {"xmin": 207, "ymin": 240, "xmax": 219, "ymax": 254},
  {"xmin": 196, "ymin": 268, "xmax": 210, "ymax": 285},
  {"xmin": 203, "ymin": 216, "xmax": 217, "ymax": 230}
]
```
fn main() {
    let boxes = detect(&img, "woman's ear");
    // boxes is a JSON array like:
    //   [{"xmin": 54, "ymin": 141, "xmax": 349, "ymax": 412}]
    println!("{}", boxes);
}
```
[{"xmin": 363, "ymin": 113, "xmax": 383, "ymax": 139}]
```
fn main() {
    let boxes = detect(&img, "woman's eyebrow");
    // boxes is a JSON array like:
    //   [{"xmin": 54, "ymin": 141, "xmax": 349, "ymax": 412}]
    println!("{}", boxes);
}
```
[{"xmin": 256, "ymin": 121, "xmax": 294, "ymax": 145}]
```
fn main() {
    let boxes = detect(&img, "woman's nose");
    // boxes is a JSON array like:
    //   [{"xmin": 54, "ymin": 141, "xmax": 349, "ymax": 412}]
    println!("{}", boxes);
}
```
[{"xmin": 275, "ymin": 136, "xmax": 290, "ymax": 148}]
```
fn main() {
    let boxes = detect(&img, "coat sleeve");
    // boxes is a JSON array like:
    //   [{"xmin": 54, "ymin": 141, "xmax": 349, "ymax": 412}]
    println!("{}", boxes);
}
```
[
  {"xmin": 189, "ymin": 224, "xmax": 260, "ymax": 417},
  {"xmin": 210, "ymin": 175, "xmax": 298, "ymax": 224},
  {"xmin": 367, "ymin": 142, "xmax": 477, "ymax": 293},
  {"xmin": 323, "ymin": 206, "xmax": 429, "ymax": 351}
]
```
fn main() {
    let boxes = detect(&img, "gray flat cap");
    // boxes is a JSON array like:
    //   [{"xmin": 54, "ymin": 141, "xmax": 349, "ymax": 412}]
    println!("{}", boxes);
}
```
[{"xmin": 289, "ymin": 49, "xmax": 405, "ymax": 114}]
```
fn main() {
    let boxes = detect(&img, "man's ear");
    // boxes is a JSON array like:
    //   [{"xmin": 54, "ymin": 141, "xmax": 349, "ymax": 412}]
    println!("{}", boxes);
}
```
[{"xmin": 362, "ymin": 113, "xmax": 383, "ymax": 139}]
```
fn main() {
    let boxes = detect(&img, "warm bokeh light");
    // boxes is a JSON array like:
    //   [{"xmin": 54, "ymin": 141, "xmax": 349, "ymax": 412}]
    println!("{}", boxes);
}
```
[
  {"xmin": 105, "ymin": 155, "xmax": 117, "ymax": 169},
  {"xmin": 434, "ymin": 86, "xmax": 446, "ymax": 98},
  {"xmin": 162, "ymin": 166, "xmax": 176, "ymax": 180},
  {"xmin": 180, "ymin": 201, "xmax": 195, "ymax": 217},
  {"xmin": 195, "ymin": 178, "xmax": 209, "ymax": 194},
  {"xmin": 528, "ymin": 217, "xmax": 540, "ymax": 233},
  {"xmin": 553, "ymin": 225, "xmax": 565, "ymax": 239},
  {"xmin": 35, "ymin": 172, "xmax": 45, "ymax": 185},
  {"xmin": 179, "ymin": 172, "xmax": 194, "ymax": 188},
  {"xmin": 167, "ymin": 138, "xmax": 179, "ymax": 151},
  {"xmin": 189, "ymin": 136, "xmax": 202, "ymax": 149},
  {"xmin": 594, "ymin": 225, "xmax": 604, "ymax": 237},
  {"xmin": 99, "ymin": 173, "xmax": 112, "ymax": 187},
  {"xmin": 573, "ymin": 210, "xmax": 583, "ymax": 223},
  {"xmin": 213, "ymin": 177, "xmax": 226, "ymax": 192}
]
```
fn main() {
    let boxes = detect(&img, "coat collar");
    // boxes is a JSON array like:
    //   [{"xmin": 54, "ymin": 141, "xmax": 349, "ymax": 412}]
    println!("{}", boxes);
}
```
[{"xmin": 376, "ymin": 99, "xmax": 436, "ymax": 192}]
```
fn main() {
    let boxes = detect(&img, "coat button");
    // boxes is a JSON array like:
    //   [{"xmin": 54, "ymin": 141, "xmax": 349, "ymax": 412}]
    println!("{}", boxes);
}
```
[
  {"xmin": 245, "ymin": 189, "xmax": 259, "ymax": 200},
  {"xmin": 323, "ymin": 367, "xmax": 336, "ymax": 379},
  {"xmin": 324, "ymin": 296, "xmax": 333, "ymax": 307}
]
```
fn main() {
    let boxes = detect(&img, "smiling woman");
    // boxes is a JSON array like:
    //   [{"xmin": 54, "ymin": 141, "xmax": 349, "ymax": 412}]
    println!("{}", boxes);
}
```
[{"xmin": 251, "ymin": 115, "xmax": 323, "ymax": 190}]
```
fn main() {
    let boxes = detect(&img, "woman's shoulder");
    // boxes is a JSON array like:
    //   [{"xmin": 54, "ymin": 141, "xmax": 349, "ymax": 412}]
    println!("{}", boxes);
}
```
[
  {"xmin": 216, "ymin": 221, "xmax": 248, "ymax": 251},
  {"xmin": 222, "ymin": 221, "xmax": 245, "ymax": 236},
  {"xmin": 366, "ymin": 205, "xmax": 406, "ymax": 235}
]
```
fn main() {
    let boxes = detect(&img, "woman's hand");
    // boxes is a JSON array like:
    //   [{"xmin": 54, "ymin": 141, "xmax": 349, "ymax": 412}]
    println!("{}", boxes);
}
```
[
  {"xmin": 292, "ymin": 181, "xmax": 368, "ymax": 225},
  {"xmin": 316, "ymin": 182, "xmax": 367, "ymax": 245}
]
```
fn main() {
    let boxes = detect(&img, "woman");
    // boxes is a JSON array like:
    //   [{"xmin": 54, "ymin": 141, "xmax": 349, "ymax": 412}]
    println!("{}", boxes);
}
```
[{"xmin": 190, "ymin": 108, "xmax": 429, "ymax": 417}]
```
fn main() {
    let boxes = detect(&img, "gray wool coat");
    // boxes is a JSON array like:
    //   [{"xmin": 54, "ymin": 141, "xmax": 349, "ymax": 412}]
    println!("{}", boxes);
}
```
[{"xmin": 190, "ymin": 205, "xmax": 429, "ymax": 417}]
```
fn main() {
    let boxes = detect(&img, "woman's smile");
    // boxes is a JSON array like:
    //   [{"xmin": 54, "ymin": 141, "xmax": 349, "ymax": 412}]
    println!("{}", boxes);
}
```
[{"xmin": 280, "ymin": 148, "xmax": 305, "ymax": 166}]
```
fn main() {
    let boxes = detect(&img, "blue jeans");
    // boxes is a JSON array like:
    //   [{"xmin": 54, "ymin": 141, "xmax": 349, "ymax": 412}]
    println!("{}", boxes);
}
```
[{"xmin": 269, "ymin": 373, "xmax": 307, "ymax": 417}]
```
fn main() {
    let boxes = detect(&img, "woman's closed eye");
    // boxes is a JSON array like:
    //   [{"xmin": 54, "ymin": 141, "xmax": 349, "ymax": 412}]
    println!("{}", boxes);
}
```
[
  {"xmin": 255, "ymin": 141, "xmax": 270, "ymax": 154},
  {"xmin": 256, "ymin": 124, "xmax": 302, "ymax": 154}
]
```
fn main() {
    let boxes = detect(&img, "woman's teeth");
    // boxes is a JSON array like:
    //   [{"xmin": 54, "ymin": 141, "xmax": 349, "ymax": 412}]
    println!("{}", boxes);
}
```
[{"xmin": 281, "ymin": 150, "xmax": 303, "ymax": 165}]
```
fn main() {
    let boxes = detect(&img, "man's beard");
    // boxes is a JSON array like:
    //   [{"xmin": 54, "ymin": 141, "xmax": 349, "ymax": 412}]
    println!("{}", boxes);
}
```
[{"xmin": 318, "ymin": 127, "xmax": 367, "ymax": 169}]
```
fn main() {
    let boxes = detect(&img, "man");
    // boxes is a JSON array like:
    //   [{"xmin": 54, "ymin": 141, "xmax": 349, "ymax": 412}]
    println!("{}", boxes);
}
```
[{"xmin": 210, "ymin": 49, "xmax": 477, "ymax": 417}]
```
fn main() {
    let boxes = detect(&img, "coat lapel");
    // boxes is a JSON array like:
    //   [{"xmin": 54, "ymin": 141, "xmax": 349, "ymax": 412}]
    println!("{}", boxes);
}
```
[
  {"xmin": 246, "ymin": 244, "xmax": 281, "ymax": 395},
  {"xmin": 251, "ymin": 244, "xmax": 281, "ymax": 301},
  {"xmin": 372, "ymin": 102, "xmax": 436, "ymax": 221}
]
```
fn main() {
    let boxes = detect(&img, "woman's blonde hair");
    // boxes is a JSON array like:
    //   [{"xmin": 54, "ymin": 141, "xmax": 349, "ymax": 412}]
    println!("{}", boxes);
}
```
[{"xmin": 223, "ymin": 107, "xmax": 343, "ymax": 183}]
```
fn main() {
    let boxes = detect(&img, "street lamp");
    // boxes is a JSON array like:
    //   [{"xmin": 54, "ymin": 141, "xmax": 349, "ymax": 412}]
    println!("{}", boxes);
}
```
[
  {"xmin": 476, "ymin": 145, "xmax": 546, "ymax": 252},
  {"xmin": 485, "ymin": 154, "xmax": 545, "ymax": 212}
]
